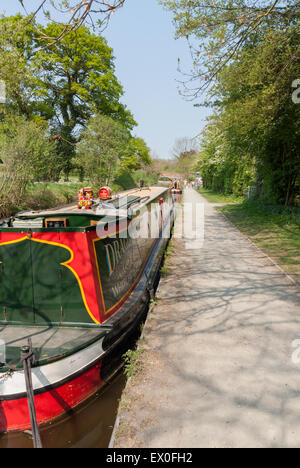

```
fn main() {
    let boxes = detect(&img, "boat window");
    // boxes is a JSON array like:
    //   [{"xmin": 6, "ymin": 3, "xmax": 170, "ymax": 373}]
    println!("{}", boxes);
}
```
[
  {"xmin": 45, "ymin": 218, "xmax": 68, "ymax": 228},
  {"xmin": 12, "ymin": 218, "xmax": 44, "ymax": 228}
]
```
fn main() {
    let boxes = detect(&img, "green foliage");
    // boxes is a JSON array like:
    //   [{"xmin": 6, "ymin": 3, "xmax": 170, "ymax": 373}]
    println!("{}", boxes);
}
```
[
  {"xmin": 76, "ymin": 113, "xmax": 130, "ymax": 188},
  {"xmin": 161, "ymin": 1, "xmax": 299, "ymax": 205},
  {"xmin": 123, "ymin": 346, "xmax": 145, "ymax": 378},
  {"xmin": 114, "ymin": 172, "xmax": 136, "ymax": 190},
  {"xmin": 160, "ymin": 236, "xmax": 175, "ymax": 277},
  {"xmin": 76, "ymin": 113, "xmax": 153, "ymax": 189},
  {"xmin": 132, "ymin": 169, "xmax": 159, "ymax": 187},
  {"xmin": 34, "ymin": 23, "xmax": 136, "ymax": 177},
  {"xmin": 0, "ymin": 15, "xmax": 44, "ymax": 119},
  {"xmin": 0, "ymin": 114, "xmax": 57, "ymax": 216},
  {"xmin": 198, "ymin": 187, "xmax": 244, "ymax": 204},
  {"xmin": 120, "ymin": 137, "xmax": 152, "ymax": 172},
  {"xmin": 195, "ymin": 23, "xmax": 300, "ymax": 205},
  {"xmin": 36, "ymin": 23, "xmax": 136, "ymax": 129},
  {"xmin": 25, "ymin": 182, "xmax": 83, "ymax": 211},
  {"xmin": 174, "ymin": 150, "xmax": 198, "ymax": 176},
  {"xmin": 0, "ymin": 15, "xmax": 139, "ymax": 182}
]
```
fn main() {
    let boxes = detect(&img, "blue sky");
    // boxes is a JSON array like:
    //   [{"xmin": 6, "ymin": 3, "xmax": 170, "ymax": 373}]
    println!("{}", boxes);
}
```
[{"xmin": 0, "ymin": 0, "xmax": 211, "ymax": 159}]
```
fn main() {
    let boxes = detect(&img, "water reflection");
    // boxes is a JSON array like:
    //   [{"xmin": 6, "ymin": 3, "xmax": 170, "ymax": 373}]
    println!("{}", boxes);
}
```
[{"xmin": 0, "ymin": 372, "xmax": 127, "ymax": 449}]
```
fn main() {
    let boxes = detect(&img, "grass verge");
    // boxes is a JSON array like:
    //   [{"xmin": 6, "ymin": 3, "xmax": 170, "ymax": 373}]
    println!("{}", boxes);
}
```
[
  {"xmin": 198, "ymin": 187, "xmax": 245, "ymax": 204},
  {"xmin": 217, "ymin": 201, "xmax": 300, "ymax": 284},
  {"xmin": 160, "ymin": 235, "xmax": 175, "ymax": 277},
  {"xmin": 123, "ymin": 344, "xmax": 146, "ymax": 379}
]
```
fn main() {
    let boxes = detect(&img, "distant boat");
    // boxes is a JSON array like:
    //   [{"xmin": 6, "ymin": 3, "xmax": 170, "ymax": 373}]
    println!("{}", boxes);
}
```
[
  {"xmin": 0, "ymin": 186, "xmax": 175, "ymax": 432},
  {"xmin": 170, "ymin": 181, "xmax": 183, "ymax": 195},
  {"xmin": 158, "ymin": 175, "xmax": 183, "ymax": 195}
]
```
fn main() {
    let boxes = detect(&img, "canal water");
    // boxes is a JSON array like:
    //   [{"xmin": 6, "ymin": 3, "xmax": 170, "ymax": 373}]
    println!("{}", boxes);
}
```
[{"xmin": 0, "ymin": 372, "xmax": 127, "ymax": 448}]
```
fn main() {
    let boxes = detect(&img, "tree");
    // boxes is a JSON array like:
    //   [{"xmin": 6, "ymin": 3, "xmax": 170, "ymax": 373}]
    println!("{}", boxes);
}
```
[
  {"xmin": 76, "ymin": 114, "xmax": 130, "ymax": 186},
  {"xmin": 36, "ymin": 25, "xmax": 136, "ymax": 175},
  {"xmin": 36, "ymin": 23, "xmax": 135, "ymax": 128},
  {"xmin": 160, "ymin": 0, "xmax": 300, "ymax": 97},
  {"xmin": 0, "ymin": 17, "xmax": 136, "ymax": 179},
  {"xmin": 0, "ymin": 16, "xmax": 137, "ymax": 179},
  {"xmin": 0, "ymin": 15, "xmax": 46, "ymax": 120},
  {"xmin": 196, "ymin": 24, "xmax": 300, "ymax": 204},
  {"xmin": 119, "ymin": 137, "xmax": 152, "ymax": 172},
  {"xmin": 171, "ymin": 137, "xmax": 199, "ymax": 160},
  {"xmin": 174, "ymin": 150, "xmax": 199, "ymax": 177},
  {"xmin": 34, "ymin": 23, "xmax": 136, "ymax": 177}
]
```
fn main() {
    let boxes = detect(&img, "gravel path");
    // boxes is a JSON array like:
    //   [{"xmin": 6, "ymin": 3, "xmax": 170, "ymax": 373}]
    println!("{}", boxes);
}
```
[{"xmin": 114, "ymin": 188, "xmax": 300, "ymax": 448}]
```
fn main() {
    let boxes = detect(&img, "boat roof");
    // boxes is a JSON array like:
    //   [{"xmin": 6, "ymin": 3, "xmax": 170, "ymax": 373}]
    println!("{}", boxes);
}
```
[{"xmin": 15, "ymin": 186, "xmax": 168, "ymax": 220}]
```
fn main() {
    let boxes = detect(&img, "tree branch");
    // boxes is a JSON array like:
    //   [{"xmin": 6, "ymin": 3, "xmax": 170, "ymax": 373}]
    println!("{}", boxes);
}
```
[{"xmin": 19, "ymin": 1, "xmax": 126, "ymax": 48}]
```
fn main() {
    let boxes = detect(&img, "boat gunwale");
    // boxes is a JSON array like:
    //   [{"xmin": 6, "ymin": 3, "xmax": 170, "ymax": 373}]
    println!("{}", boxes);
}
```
[{"xmin": 0, "ymin": 324, "xmax": 111, "ymax": 372}]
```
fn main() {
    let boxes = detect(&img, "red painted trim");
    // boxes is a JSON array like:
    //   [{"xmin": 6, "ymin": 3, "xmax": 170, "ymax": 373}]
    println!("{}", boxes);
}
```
[
  {"xmin": 0, "ymin": 232, "xmax": 28, "ymax": 244},
  {"xmin": 55, "ymin": 232, "xmax": 103, "ymax": 324},
  {"xmin": 0, "ymin": 361, "xmax": 103, "ymax": 433},
  {"xmin": 0, "ymin": 231, "xmax": 104, "ymax": 325}
]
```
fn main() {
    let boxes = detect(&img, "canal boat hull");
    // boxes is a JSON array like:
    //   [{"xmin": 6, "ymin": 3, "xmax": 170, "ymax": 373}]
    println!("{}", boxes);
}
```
[{"xmin": 0, "ymin": 187, "xmax": 174, "ymax": 432}]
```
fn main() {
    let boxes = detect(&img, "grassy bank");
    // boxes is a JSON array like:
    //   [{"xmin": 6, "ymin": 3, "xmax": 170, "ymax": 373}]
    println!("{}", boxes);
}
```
[
  {"xmin": 217, "ymin": 201, "xmax": 300, "ymax": 284},
  {"xmin": 18, "ymin": 181, "xmax": 84, "ymax": 213},
  {"xmin": 198, "ymin": 187, "xmax": 245, "ymax": 204}
]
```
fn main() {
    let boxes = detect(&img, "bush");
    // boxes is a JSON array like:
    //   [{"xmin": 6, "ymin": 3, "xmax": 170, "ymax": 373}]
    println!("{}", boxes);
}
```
[{"xmin": 0, "ymin": 114, "xmax": 57, "ymax": 217}]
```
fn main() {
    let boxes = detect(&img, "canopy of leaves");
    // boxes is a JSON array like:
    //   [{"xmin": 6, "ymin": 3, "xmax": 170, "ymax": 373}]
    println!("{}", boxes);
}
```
[
  {"xmin": 196, "ymin": 24, "xmax": 300, "ymax": 205},
  {"xmin": 120, "ymin": 137, "xmax": 152, "ymax": 172},
  {"xmin": 35, "ymin": 23, "xmax": 136, "ymax": 132},
  {"xmin": 0, "ymin": 15, "xmax": 47, "ymax": 119},
  {"xmin": 0, "ymin": 15, "xmax": 137, "ymax": 179}
]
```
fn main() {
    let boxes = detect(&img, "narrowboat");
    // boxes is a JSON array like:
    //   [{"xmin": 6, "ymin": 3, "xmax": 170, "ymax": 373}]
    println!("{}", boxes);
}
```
[
  {"xmin": 157, "ymin": 175, "xmax": 183, "ymax": 195},
  {"xmin": 0, "ymin": 185, "xmax": 175, "ymax": 433},
  {"xmin": 171, "ymin": 181, "xmax": 182, "ymax": 195}
]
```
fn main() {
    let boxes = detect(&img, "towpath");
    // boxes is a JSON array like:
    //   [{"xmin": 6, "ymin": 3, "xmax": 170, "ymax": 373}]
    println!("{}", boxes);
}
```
[{"xmin": 113, "ymin": 187, "xmax": 300, "ymax": 448}]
